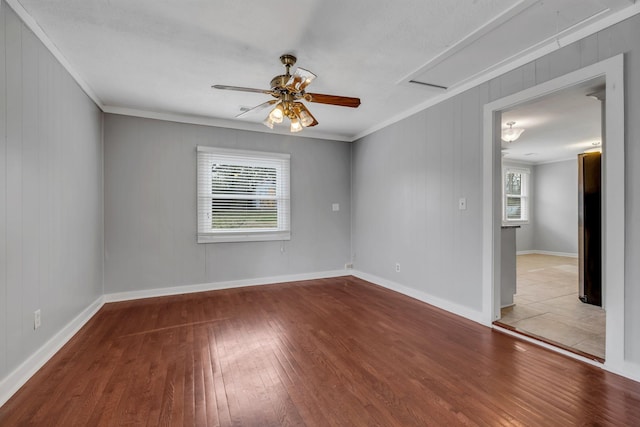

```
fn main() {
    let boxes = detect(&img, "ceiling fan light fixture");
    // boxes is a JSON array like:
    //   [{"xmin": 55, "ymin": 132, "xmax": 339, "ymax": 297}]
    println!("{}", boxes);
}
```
[
  {"xmin": 263, "ymin": 115, "xmax": 275, "ymax": 129},
  {"xmin": 213, "ymin": 54, "xmax": 360, "ymax": 133},
  {"xmin": 298, "ymin": 109, "xmax": 314, "ymax": 127},
  {"xmin": 268, "ymin": 104, "xmax": 285, "ymax": 123},
  {"xmin": 290, "ymin": 117, "xmax": 303, "ymax": 133},
  {"xmin": 288, "ymin": 67, "xmax": 317, "ymax": 92},
  {"xmin": 502, "ymin": 121, "xmax": 525, "ymax": 142},
  {"xmin": 293, "ymin": 103, "xmax": 315, "ymax": 128}
]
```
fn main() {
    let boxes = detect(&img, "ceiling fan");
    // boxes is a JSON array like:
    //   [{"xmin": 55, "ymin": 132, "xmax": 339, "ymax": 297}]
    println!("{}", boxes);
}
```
[{"xmin": 212, "ymin": 54, "xmax": 361, "ymax": 133}]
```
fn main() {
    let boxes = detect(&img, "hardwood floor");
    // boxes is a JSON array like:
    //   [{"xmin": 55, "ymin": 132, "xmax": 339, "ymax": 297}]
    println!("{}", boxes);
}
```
[{"xmin": 1, "ymin": 276, "xmax": 639, "ymax": 426}]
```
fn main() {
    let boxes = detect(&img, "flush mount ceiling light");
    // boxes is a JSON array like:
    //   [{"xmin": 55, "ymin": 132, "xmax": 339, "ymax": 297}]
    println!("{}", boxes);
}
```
[
  {"xmin": 502, "ymin": 121, "xmax": 525, "ymax": 142},
  {"xmin": 585, "ymin": 141, "xmax": 602, "ymax": 153},
  {"xmin": 213, "ymin": 54, "xmax": 361, "ymax": 133}
]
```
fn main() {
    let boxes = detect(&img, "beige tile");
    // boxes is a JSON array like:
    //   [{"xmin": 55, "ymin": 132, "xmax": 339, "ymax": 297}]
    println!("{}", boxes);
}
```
[
  {"xmin": 517, "ymin": 283, "xmax": 576, "ymax": 300},
  {"xmin": 553, "ymin": 264, "xmax": 578, "ymax": 274},
  {"xmin": 500, "ymin": 305, "xmax": 546, "ymax": 323},
  {"xmin": 573, "ymin": 335, "xmax": 606, "ymax": 359},
  {"xmin": 499, "ymin": 254, "xmax": 605, "ymax": 359},
  {"xmin": 539, "ymin": 312, "xmax": 606, "ymax": 336},
  {"xmin": 513, "ymin": 294, "xmax": 537, "ymax": 305},
  {"xmin": 528, "ymin": 301, "xmax": 604, "ymax": 323},
  {"xmin": 511, "ymin": 314, "xmax": 594, "ymax": 347}
]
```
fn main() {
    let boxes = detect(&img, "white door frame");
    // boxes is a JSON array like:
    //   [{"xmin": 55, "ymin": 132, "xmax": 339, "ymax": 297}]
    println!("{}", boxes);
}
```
[{"xmin": 482, "ymin": 55, "xmax": 625, "ymax": 372}]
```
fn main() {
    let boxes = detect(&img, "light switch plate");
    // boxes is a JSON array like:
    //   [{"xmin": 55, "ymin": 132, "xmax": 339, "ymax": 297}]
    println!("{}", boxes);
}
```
[{"xmin": 332, "ymin": 203, "xmax": 340, "ymax": 211}]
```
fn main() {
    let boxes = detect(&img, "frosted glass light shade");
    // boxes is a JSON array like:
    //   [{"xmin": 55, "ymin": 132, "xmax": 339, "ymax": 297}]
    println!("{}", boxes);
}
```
[
  {"xmin": 298, "ymin": 109, "xmax": 314, "ymax": 127},
  {"xmin": 263, "ymin": 115, "xmax": 275, "ymax": 129},
  {"xmin": 502, "ymin": 122, "xmax": 525, "ymax": 142},
  {"xmin": 290, "ymin": 117, "xmax": 302, "ymax": 133},
  {"xmin": 269, "ymin": 104, "xmax": 284, "ymax": 123}
]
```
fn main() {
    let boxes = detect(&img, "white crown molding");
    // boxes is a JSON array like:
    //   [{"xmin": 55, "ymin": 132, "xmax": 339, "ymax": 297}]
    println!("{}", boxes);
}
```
[
  {"xmin": 0, "ymin": 296, "xmax": 105, "ymax": 407},
  {"xmin": 534, "ymin": 156, "xmax": 587, "ymax": 165},
  {"xmin": 5, "ymin": 0, "xmax": 104, "ymax": 110},
  {"xmin": 7, "ymin": 0, "xmax": 640, "ymax": 142},
  {"xmin": 352, "ymin": 2, "xmax": 640, "ymax": 142},
  {"xmin": 102, "ymin": 106, "xmax": 352, "ymax": 142}
]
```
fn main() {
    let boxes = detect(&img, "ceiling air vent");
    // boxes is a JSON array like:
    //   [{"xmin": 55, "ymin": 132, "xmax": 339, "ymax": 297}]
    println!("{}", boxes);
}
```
[{"xmin": 408, "ymin": 80, "xmax": 448, "ymax": 90}]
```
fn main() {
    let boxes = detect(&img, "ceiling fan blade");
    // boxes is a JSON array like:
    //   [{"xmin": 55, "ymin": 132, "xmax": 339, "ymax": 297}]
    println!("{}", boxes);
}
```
[
  {"xmin": 212, "ymin": 85, "xmax": 273, "ymax": 95},
  {"xmin": 305, "ymin": 93, "xmax": 361, "ymax": 108},
  {"xmin": 235, "ymin": 100, "xmax": 278, "ymax": 118}
]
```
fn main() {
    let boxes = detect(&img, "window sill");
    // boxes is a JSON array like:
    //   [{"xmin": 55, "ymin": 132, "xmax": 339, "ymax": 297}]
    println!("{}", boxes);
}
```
[{"xmin": 198, "ymin": 230, "xmax": 291, "ymax": 244}]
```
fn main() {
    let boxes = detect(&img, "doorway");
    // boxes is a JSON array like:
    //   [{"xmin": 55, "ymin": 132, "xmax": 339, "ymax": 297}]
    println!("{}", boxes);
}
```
[
  {"xmin": 481, "ymin": 55, "xmax": 625, "ymax": 370},
  {"xmin": 495, "ymin": 80, "xmax": 605, "ymax": 360}
]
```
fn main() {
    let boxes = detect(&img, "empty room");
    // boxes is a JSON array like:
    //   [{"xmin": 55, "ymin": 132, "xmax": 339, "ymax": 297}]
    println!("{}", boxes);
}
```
[{"xmin": 1, "ymin": 1, "xmax": 640, "ymax": 425}]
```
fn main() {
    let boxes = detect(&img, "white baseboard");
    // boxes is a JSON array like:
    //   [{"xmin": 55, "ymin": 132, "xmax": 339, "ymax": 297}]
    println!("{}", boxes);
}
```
[
  {"xmin": 352, "ymin": 272, "xmax": 640, "ymax": 384},
  {"xmin": 0, "ymin": 296, "xmax": 105, "ymax": 407},
  {"xmin": 0, "ymin": 269, "xmax": 348, "ymax": 407},
  {"xmin": 494, "ymin": 325, "xmax": 640, "ymax": 383},
  {"xmin": 104, "ymin": 269, "xmax": 348, "ymax": 302},
  {"xmin": 351, "ymin": 270, "xmax": 484, "ymax": 324},
  {"xmin": 604, "ymin": 360, "xmax": 640, "ymax": 383},
  {"xmin": 516, "ymin": 250, "xmax": 536, "ymax": 255},
  {"xmin": 3, "ymin": 268, "xmax": 637, "ymax": 410},
  {"xmin": 517, "ymin": 250, "xmax": 578, "ymax": 258}
]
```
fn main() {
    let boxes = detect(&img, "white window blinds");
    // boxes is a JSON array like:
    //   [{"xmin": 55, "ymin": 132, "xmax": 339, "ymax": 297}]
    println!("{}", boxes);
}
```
[{"xmin": 197, "ymin": 146, "xmax": 290, "ymax": 243}]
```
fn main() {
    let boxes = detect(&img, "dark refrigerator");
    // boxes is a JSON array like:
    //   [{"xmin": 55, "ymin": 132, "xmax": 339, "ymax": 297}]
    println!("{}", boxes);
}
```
[{"xmin": 578, "ymin": 152, "xmax": 601, "ymax": 306}]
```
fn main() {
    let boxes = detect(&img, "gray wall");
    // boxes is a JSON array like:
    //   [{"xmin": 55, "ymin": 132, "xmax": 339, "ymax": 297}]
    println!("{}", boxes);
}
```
[
  {"xmin": 0, "ymin": 2, "xmax": 103, "ymax": 383},
  {"xmin": 352, "ymin": 97, "xmax": 483, "ymax": 310},
  {"xmin": 514, "ymin": 221, "xmax": 535, "ymax": 253},
  {"xmin": 533, "ymin": 159, "xmax": 578, "ymax": 254},
  {"xmin": 103, "ymin": 114, "xmax": 351, "ymax": 293},
  {"xmin": 352, "ymin": 15, "xmax": 640, "ymax": 362}
]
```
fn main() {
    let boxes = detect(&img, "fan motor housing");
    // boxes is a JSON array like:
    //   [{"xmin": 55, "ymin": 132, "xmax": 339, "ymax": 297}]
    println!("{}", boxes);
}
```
[{"xmin": 270, "ymin": 75, "xmax": 289, "ymax": 90}]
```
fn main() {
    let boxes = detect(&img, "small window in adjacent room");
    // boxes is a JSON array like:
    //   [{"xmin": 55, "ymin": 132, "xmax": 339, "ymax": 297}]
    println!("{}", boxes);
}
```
[
  {"xmin": 503, "ymin": 166, "xmax": 530, "ymax": 223},
  {"xmin": 197, "ymin": 146, "xmax": 290, "ymax": 243}
]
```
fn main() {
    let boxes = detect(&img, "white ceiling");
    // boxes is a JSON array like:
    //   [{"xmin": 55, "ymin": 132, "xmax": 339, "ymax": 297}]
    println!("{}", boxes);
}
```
[
  {"xmin": 502, "ymin": 77, "xmax": 605, "ymax": 164},
  {"xmin": 11, "ymin": 0, "xmax": 638, "ymax": 141}
]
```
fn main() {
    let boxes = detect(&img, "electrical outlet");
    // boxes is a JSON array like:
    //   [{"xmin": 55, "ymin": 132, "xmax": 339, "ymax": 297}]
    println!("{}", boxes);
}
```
[
  {"xmin": 345, "ymin": 262, "xmax": 353, "ymax": 269},
  {"xmin": 395, "ymin": 263, "xmax": 401, "ymax": 273},
  {"xmin": 458, "ymin": 197, "xmax": 467, "ymax": 210},
  {"xmin": 332, "ymin": 203, "xmax": 340, "ymax": 212},
  {"xmin": 34, "ymin": 309, "xmax": 41, "ymax": 330}
]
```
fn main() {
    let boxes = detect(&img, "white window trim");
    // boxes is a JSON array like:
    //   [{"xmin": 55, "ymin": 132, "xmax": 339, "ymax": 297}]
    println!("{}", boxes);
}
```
[
  {"xmin": 502, "ymin": 166, "xmax": 530, "ymax": 225},
  {"xmin": 197, "ymin": 146, "xmax": 291, "ymax": 243}
]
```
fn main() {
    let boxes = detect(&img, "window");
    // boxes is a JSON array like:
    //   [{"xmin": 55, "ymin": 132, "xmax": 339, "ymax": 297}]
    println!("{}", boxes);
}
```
[
  {"xmin": 197, "ymin": 146, "xmax": 290, "ymax": 243},
  {"xmin": 503, "ymin": 167, "xmax": 530, "ymax": 223}
]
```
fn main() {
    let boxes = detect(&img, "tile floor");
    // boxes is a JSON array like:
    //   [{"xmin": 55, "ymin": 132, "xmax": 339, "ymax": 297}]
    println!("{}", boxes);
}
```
[{"xmin": 499, "ymin": 254, "xmax": 605, "ymax": 359}]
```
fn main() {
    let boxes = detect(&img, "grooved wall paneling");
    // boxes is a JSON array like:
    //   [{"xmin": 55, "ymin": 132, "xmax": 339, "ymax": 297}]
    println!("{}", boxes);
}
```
[
  {"xmin": 352, "ymin": 13, "xmax": 640, "ymax": 363},
  {"xmin": 0, "ymin": 2, "xmax": 103, "ymax": 382}
]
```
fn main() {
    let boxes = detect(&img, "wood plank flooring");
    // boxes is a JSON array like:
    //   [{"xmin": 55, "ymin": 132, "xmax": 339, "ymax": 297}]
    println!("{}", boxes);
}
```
[{"xmin": 1, "ymin": 276, "xmax": 639, "ymax": 426}]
